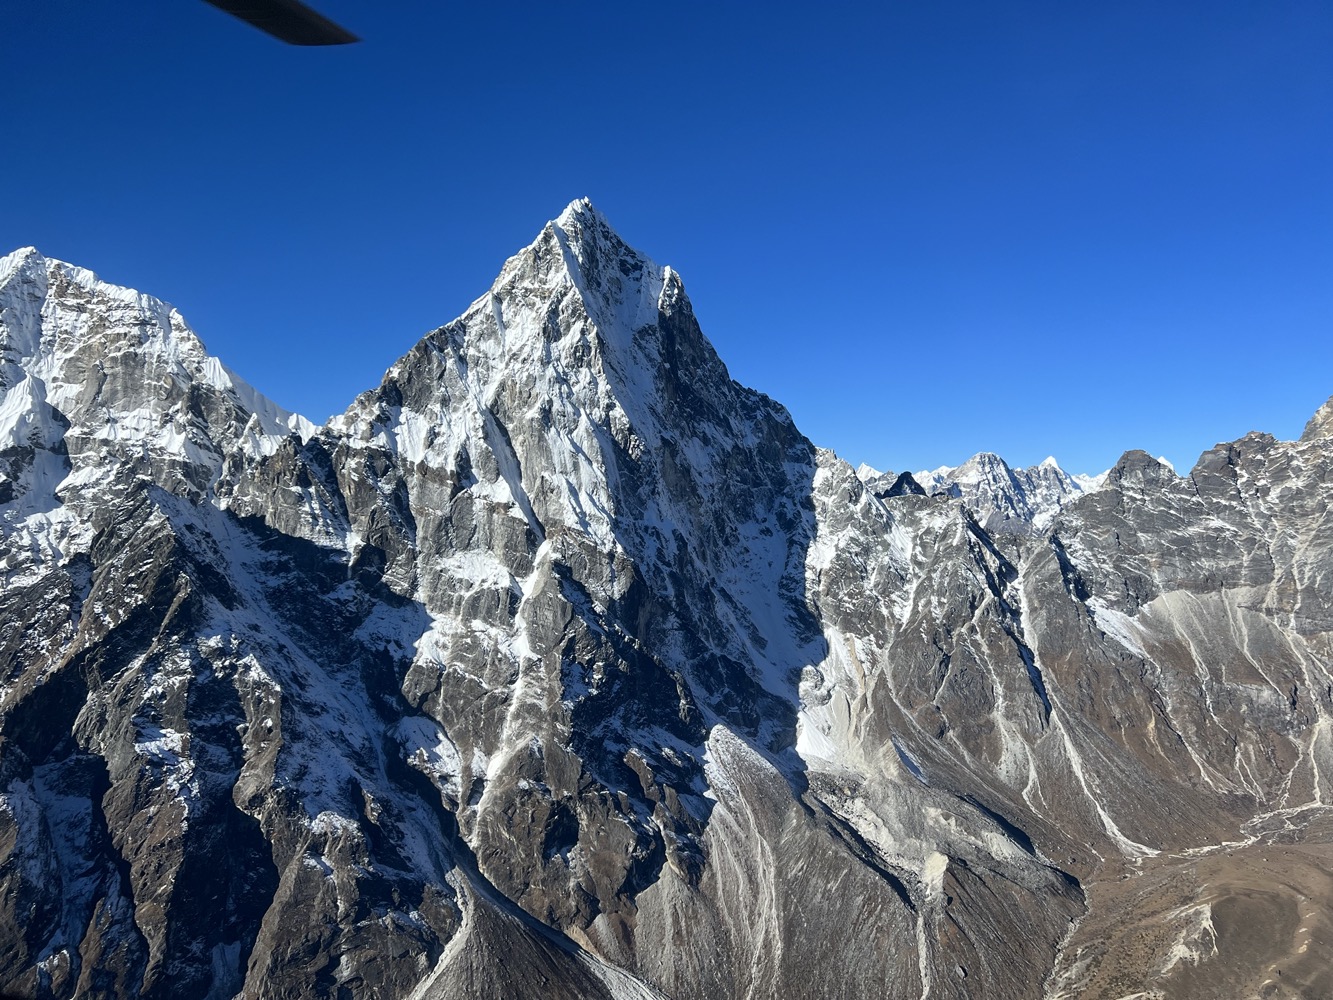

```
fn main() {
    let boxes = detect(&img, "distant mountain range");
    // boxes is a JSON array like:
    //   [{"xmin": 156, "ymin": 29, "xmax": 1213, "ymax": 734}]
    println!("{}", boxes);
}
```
[
  {"xmin": 858, "ymin": 453, "xmax": 1108, "ymax": 536},
  {"xmin": 2, "ymin": 202, "xmax": 1330, "ymax": 999}
]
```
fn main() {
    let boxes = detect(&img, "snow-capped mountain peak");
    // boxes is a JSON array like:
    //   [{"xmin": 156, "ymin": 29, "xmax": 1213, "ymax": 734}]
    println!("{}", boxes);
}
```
[
  {"xmin": 887, "ymin": 449, "xmax": 1106, "ymax": 534},
  {"xmin": 0, "ymin": 247, "xmax": 313, "ymax": 518}
]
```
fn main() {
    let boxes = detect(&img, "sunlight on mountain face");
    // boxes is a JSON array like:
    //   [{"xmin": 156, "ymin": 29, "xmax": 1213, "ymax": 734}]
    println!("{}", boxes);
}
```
[{"xmin": 1, "ymin": 207, "xmax": 1331, "ymax": 999}]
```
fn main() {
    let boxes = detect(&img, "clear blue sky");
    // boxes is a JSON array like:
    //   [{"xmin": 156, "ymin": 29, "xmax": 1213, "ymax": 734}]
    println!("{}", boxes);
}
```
[{"xmin": 3, "ymin": 0, "xmax": 1330, "ymax": 475}]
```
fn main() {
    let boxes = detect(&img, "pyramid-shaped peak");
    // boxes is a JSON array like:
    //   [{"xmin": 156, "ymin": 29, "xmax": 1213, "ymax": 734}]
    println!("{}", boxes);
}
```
[
  {"xmin": 0, "ymin": 246, "xmax": 48, "ymax": 288},
  {"xmin": 504, "ymin": 200, "xmax": 672, "ymax": 346},
  {"xmin": 495, "ymin": 200, "xmax": 661, "ymax": 292},
  {"xmin": 552, "ymin": 197, "xmax": 614, "ymax": 247},
  {"xmin": 549, "ymin": 198, "xmax": 656, "ymax": 271},
  {"xmin": 556, "ymin": 196, "xmax": 600, "ymax": 227},
  {"xmin": 1, "ymin": 246, "xmax": 43, "ymax": 266},
  {"xmin": 553, "ymin": 197, "xmax": 633, "ymax": 243},
  {"xmin": 957, "ymin": 451, "xmax": 1012, "ymax": 474}
]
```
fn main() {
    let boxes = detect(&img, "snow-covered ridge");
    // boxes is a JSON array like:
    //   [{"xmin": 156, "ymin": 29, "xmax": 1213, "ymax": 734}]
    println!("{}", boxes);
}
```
[
  {"xmin": 0, "ymin": 246, "xmax": 315, "ymax": 512},
  {"xmin": 917, "ymin": 452, "xmax": 1107, "ymax": 534},
  {"xmin": 857, "ymin": 450, "xmax": 1107, "ymax": 534},
  {"xmin": 1, "ymin": 247, "xmax": 314, "ymax": 437},
  {"xmin": 914, "ymin": 451, "xmax": 1103, "ymax": 493}
]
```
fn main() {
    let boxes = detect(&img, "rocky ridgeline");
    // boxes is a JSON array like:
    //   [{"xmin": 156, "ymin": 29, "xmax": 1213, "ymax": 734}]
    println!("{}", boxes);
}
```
[
  {"xmin": 1, "ymin": 203, "xmax": 1331, "ymax": 999},
  {"xmin": 860, "ymin": 454, "xmax": 1106, "ymax": 537}
]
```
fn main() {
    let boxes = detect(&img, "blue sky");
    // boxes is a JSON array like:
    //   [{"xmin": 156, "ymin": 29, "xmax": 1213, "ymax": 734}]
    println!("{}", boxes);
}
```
[{"xmin": 3, "ymin": 0, "xmax": 1329, "ymax": 475}]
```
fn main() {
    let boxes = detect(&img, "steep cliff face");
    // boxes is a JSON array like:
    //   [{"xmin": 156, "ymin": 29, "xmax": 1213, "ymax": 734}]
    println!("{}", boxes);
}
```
[{"xmin": 1, "ymin": 206, "xmax": 1330, "ymax": 1000}]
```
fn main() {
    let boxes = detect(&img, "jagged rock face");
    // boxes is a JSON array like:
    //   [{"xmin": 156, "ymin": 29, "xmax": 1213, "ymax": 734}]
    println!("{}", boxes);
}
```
[{"xmin": 1, "ymin": 206, "xmax": 1332, "ymax": 1000}]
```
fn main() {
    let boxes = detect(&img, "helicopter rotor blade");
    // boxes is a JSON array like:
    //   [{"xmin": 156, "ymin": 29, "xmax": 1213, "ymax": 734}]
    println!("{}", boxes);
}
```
[{"xmin": 201, "ymin": 0, "xmax": 359, "ymax": 45}]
